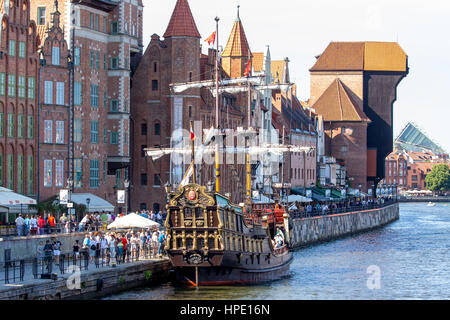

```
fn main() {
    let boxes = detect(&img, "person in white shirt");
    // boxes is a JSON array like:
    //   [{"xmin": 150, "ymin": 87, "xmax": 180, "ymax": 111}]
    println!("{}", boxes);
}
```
[
  {"xmin": 30, "ymin": 215, "xmax": 38, "ymax": 235},
  {"xmin": 15, "ymin": 214, "xmax": 25, "ymax": 236},
  {"xmin": 100, "ymin": 235, "xmax": 109, "ymax": 263}
]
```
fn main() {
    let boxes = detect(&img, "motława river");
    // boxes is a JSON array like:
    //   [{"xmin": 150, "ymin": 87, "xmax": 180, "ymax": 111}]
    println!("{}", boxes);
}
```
[{"xmin": 105, "ymin": 202, "xmax": 450, "ymax": 300}]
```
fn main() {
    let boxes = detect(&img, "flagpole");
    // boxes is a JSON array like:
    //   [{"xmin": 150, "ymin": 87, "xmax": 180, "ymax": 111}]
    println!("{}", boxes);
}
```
[
  {"xmin": 215, "ymin": 16, "xmax": 220, "ymax": 193},
  {"xmin": 190, "ymin": 121, "xmax": 196, "ymax": 184}
]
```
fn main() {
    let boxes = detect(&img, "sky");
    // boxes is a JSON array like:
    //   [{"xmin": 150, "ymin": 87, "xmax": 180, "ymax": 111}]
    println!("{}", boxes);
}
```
[{"xmin": 142, "ymin": 0, "xmax": 450, "ymax": 153}]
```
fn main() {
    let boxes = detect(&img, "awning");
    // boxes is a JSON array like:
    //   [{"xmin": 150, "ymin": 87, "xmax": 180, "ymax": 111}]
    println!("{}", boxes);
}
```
[
  {"xmin": 251, "ymin": 194, "xmax": 275, "ymax": 204},
  {"xmin": 287, "ymin": 194, "xmax": 312, "ymax": 203},
  {"xmin": 70, "ymin": 193, "xmax": 115, "ymax": 213},
  {"xmin": 0, "ymin": 187, "xmax": 37, "ymax": 206},
  {"xmin": 107, "ymin": 213, "xmax": 159, "ymax": 230}
]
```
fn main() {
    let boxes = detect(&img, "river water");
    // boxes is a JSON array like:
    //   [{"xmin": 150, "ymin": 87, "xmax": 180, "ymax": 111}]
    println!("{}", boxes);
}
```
[{"xmin": 105, "ymin": 202, "xmax": 450, "ymax": 300}]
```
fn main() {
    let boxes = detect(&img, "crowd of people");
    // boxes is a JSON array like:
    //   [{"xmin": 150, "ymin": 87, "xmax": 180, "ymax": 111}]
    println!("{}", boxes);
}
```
[
  {"xmin": 11, "ymin": 209, "xmax": 167, "ymax": 237},
  {"xmin": 36, "ymin": 229, "xmax": 169, "ymax": 271}
]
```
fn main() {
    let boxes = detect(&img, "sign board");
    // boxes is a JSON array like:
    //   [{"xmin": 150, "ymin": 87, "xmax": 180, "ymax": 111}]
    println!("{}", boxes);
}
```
[
  {"xmin": 306, "ymin": 190, "xmax": 312, "ymax": 198},
  {"xmin": 67, "ymin": 202, "xmax": 73, "ymax": 208},
  {"xmin": 117, "ymin": 190, "xmax": 125, "ymax": 204},
  {"xmin": 68, "ymin": 208, "xmax": 76, "ymax": 215},
  {"xmin": 59, "ymin": 189, "xmax": 69, "ymax": 205},
  {"xmin": 325, "ymin": 189, "xmax": 331, "ymax": 198},
  {"xmin": 368, "ymin": 189, "xmax": 373, "ymax": 196},
  {"xmin": 341, "ymin": 189, "xmax": 346, "ymax": 198}
]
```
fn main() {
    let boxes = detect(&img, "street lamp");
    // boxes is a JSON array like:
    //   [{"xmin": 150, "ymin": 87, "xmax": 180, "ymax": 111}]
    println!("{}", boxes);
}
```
[
  {"xmin": 67, "ymin": 177, "xmax": 74, "ymax": 220},
  {"xmin": 86, "ymin": 198, "xmax": 91, "ymax": 215},
  {"xmin": 124, "ymin": 179, "xmax": 130, "ymax": 214}
]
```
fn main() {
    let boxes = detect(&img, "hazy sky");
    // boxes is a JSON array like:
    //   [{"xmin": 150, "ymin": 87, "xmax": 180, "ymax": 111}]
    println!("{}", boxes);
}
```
[{"xmin": 142, "ymin": 0, "xmax": 450, "ymax": 153}]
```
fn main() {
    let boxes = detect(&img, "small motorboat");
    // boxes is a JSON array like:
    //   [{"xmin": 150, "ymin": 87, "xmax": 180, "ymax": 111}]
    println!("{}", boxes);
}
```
[{"xmin": 427, "ymin": 202, "xmax": 436, "ymax": 207}]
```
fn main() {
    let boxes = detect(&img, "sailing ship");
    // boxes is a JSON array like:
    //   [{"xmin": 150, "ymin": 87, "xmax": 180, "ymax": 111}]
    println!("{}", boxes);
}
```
[{"xmin": 145, "ymin": 16, "xmax": 313, "ymax": 286}]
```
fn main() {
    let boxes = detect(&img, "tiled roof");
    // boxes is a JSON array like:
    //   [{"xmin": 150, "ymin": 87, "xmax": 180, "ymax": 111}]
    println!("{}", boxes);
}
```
[
  {"xmin": 163, "ymin": 0, "xmax": 201, "ymax": 38},
  {"xmin": 311, "ymin": 79, "xmax": 370, "ymax": 122},
  {"xmin": 36, "ymin": 25, "xmax": 47, "ymax": 47},
  {"xmin": 310, "ymin": 41, "xmax": 407, "ymax": 72},
  {"xmin": 221, "ymin": 16, "xmax": 251, "ymax": 58}
]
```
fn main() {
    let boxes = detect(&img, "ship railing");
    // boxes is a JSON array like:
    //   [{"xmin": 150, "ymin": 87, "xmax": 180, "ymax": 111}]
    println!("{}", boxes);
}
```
[{"xmin": 273, "ymin": 245, "xmax": 288, "ymax": 256}]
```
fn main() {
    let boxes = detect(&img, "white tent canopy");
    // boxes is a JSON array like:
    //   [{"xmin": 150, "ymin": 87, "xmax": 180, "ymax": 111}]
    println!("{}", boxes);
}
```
[
  {"xmin": 252, "ymin": 194, "xmax": 275, "ymax": 204},
  {"xmin": 0, "ymin": 187, "xmax": 36, "ymax": 205},
  {"xmin": 287, "ymin": 194, "xmax": 313, "ymax": 203},
  {"xmin": 70, "ymin": 193, "xmax": 115, "ymax": 212},
  {"xmin": 107, "ymin": 213, "xmax": 160, "ymax": 230}
]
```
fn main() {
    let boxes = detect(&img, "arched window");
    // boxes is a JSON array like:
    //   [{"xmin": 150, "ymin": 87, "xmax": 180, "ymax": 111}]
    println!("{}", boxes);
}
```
[{"xmin": 154, "ymin": 122, "xmax": 160, "ymax": 135}]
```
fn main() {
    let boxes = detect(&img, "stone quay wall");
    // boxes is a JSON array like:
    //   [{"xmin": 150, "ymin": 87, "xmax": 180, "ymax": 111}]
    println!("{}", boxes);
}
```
[
  {"xmin": 0, "ymin": 232, "xmax": 88, "ymax": 263},
  {"xmin": 288, "ymin": 203, "xmax": 399, "ymax": 248},
  {"xmin": 0, "ymin": 259, "xmax": 172, "ymax": 300}
]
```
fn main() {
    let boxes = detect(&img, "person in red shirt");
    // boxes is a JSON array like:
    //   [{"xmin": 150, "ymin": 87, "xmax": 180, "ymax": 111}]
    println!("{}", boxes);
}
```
[
  {"xmin": 121, "ymin": 236, "xmax": 128, "ymax": 263},
  {"xmin": 38, "ymin": 216, "xmax": 45, "ymax": 235},
  {"xmin": 48, "ymin": 214, "xmax": 56, "ymax": 233}
]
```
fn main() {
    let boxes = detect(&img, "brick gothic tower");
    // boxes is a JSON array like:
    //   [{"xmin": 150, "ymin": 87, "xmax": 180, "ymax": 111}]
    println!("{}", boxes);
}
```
[
  {"xmin": 130, "ymin": 0, "xmax": 201, "ymax": 212},
  {"xmin": 221, "ymin": 6, "xmax": 252, "ymax": 78}
]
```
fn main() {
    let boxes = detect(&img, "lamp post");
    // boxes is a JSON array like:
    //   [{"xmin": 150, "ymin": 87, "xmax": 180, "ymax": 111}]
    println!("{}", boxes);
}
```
[
  {"xmin": 67, "ymin": 177, "xmax": 74, "ymax": 220},
  {"xmin": 86, "ymin": 198, "xmax": 91, "ymax": 215},
  {"xmin": 124, "ymin": 179, "xmax": 130, "ymax": 215}
]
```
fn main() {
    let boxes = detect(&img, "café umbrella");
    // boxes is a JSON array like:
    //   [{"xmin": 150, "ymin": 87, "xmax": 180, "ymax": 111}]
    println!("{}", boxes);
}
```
[
  {"xmin": 107, "ymin": 213, "xmax": 160, "ymax": 230},
  {"xmin": 0, "ymin": 187, "xmax": 37, "ymax": 205}
]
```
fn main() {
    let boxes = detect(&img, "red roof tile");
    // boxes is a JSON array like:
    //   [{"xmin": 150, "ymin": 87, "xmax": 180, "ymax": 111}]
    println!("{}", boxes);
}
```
[
  {"xmin": 222, "ymin": 14, "xmax": 251, "ymax": 58},
  {"xmin": 163, "ymin": 0, "xmax": 201, "ymax": 38}
]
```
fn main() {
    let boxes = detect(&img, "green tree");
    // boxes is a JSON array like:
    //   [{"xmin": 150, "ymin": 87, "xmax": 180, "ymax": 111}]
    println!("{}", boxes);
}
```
[{"xmin": 425, "ymin": 164, "xmax": 450, "ymax": 193}]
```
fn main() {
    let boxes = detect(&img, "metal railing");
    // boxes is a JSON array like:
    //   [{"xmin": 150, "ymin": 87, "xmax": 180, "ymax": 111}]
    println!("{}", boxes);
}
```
[
  {"xmin": 1, "ymin": 242, "xmax": 167, "ymax": 284},
  {"xmin": 289, "ymin": 199, "xmax": 397, "ymax": 220}
]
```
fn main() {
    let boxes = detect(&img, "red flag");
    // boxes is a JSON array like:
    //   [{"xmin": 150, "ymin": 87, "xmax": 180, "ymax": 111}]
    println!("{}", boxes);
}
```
[
  {"xmin": 204, "ymin": 32, "xmax": 216, "ymax": 46},
  {"xmin": 190, "ymin": 122, "xmax": 195, "ymax": 141},
  {"xmin": 244, "ymin": 59, "xmax": 252, "ymax": 76}
]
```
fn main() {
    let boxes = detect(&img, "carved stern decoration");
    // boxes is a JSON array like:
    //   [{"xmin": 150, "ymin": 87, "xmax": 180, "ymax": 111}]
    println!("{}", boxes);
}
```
[{"xmin": 165, "ymin": 184, "xmax": 220, "ymax": 267}]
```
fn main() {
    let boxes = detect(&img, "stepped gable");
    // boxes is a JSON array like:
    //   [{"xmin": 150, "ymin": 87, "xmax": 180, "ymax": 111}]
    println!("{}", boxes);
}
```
[{"xmin": 163, "ymin": 0, "xmax": 201, "ymax": 38}]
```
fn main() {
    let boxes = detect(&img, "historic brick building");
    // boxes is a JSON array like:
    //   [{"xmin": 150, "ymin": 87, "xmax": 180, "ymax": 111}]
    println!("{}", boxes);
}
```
[
  {"xmin": 309, "ymin": 42, "xmax": 408, "ymax": 191},
  {"xmin": 38, "ymin": 4, "xmax": 70, "ymax": 201},
  {"xmin": 31, "ymin": 0, "xmax": 144, "ymax": 211},
  {"xmin": 0, "ymin": 0, "xmax": 40, "ymax": 197}
]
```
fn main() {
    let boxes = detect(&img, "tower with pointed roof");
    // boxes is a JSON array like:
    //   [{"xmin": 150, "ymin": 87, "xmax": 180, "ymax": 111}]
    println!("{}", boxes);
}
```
[{"xmin": 221, "ymin": 6, "xmax": 252, "ymax": 78}]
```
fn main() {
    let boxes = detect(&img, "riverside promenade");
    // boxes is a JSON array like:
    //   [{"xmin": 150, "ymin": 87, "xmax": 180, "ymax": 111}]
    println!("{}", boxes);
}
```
[{"xmin": 0, "ymin": 257, "xmax": 171, "ymax": 300}]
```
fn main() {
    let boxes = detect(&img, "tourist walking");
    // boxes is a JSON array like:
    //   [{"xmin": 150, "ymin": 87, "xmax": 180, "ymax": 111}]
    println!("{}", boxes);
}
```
[
  {"xmin": 15, "ymin": 214, "xmax": 25, "ymax": 236},
  {"xmin": 30, "ymin": 215, "xmax": 38, "ymax": 235},
  {"xmin": 109, "ymin": 235, "xmax": 117, "ymax": 265},
  {"xmin": 43, "ymin": 240, "xmax": 54, "ymax": 272},
  {"xmin": 73, "ymin": 240, "xmax": 80, "ymax": 264},
  {"xmin": 38, "ymin": 216, "xmax": 45, "ymax": 235},
  {"xmin": 37, "ymin": 241, "xmax": 45, "ymax": 266},
  {"xmin": 53, "ymin": 238, "xmax": 62, "ymax": 266},
  {"xmin": 24, "ymin": 215, "xmax": 30, "ymax": 236}
]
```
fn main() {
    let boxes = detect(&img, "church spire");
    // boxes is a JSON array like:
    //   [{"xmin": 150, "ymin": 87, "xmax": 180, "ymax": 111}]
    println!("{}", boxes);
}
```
[
  {"xmin": 163, "ymin": 0, "xmax": 201, "ymax": 38},
  {"xmin": 221, "ymin": 6, "xmax": 250, "ymax": 58}
]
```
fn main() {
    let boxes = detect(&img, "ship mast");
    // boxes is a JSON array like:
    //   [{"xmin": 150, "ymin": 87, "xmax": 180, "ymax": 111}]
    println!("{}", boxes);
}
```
[{"xmin": 215, "ymin": 16, "xmax": 220, "ymax": 193}]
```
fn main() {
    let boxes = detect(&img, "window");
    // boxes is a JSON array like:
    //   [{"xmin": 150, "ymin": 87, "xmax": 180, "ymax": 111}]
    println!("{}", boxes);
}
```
[
  {"xmin": 0, "ymin": 73, "xmax": 5, "ymax": 95},
  {"xmin": 103, "ymin": 54, "xmax": 107, "ymax": 69},
  {"xmin": 52, "ymin": 46, "xmax": 60, "ymax": 65},
  {"xmin": 55, "ymin": 160, "xmax": 64, "ymax": 187},
  {"xmin": 27, "ymin": 155, "xmax": 33, "ymax": 195},
  {"xmin": 110, "ymin": 99, "xmax": 118, "ymax": 112},
  {"xmin": 17, "ymin": 155, "xmax": 23, "ymax": 194},
  {"xmin": 95, "ymin": 15, "xmax": 99, "ymax": 31},
  {"xmin": 74, "ymin": 82, "xmax": 82, "ymax": 105},
  {"xmin": 140, "ymin": 174, "xmax": 147, "ymax": 186},
  {"xmin": 56, "ymin": 82, "xmax": 65, "ymax": 105},
  {"xmin": 0, "ymin": 113, "xmax": 3, "ymax": 137},
  {"xmin": 18, "ymin": 115, "xmax": 24, "ymax": 138},
  {"xmin": 140, "ymin": 203, "xmax": 147, "ymax": 211},
  {"xmin": 111, "ymin": 21, "xmax": 118, "ymax": 34},
  {"xmin": 89, "ymin": 160, "xmax": 99, "ymax": 188},
  {"xmin": 152, "ymin": 80, "xmax": 158, "ymax": 91},
  {"xmin": 8, "ymin": 74, "xmax": 15, "ymax": 97},
  {"xmin": 90, "ymin": 120, "xmax": 98, "ymax": 144},
  {"xmin": 90, "ymin": 51, "xmax": 94, "ymax": 69},
  {"xmin": 141, "ymin": 123, "xmax": 147, "ymax": 136},
  {"xmin": 19, "ymin": 42, "xmax": 26, "ymax": 58},
  {"xmin": 90, "ymin": 85, "xmax": 99, "ymax": 107},
  {"xmin": 18, "ymin": 76, "xmax": 26, "ymax": 98},
  {"xmin": 95, "ymin": 52, "xmax": 99, "ymax": 70},
  {"xmin": 74, "ymin": 119, "xmax": 82, "ymax": 142},
  {"xmin": 153, "ymin": 62, "xmax": 157, "ymax": 73},
  {"xmin": 103, "ymin": 92, "xmax": 107, "ymax": 107},
  {"xmin": 103, "ymin": 128, "xmax": 107, "ymax": 144},
  {"xmin": 110, "ymin": 57, "xmax": 118, "ymax": 69},
  {"xmin": 27, "ymin": 115, "xmax": 33, "ymax": 139},
  {"xmin": 154, "ymin": 122, "xmax": 160, "ymax": 135},
  {"xmin": 55, "ymin": 121, "xmax": 64, "ymax": 144},
  {"xmin": 44, "ymin": 120, "xmax": 53, "ymax": 143},
  {"xmin": 44, "ymin": 159, "xmax": 52, "ymax": 187},
  {"xmin": 141, "ymin": 145, "xmax": 147, "ymax": 157},
  {"xmin": 153, "ymin": 203, "xmax": 160, "ymax": 213},
  {"xmin": 7, "ymin": 114, "xmax": 14, "ymax": 138},
  {"xmin": 37, "ymin": 7, "xmax": 46, "ymax": 25},
  {"xmin": 110, "ymin": 132, "xmax": 118, "ymax": 144},
  {"xmin": 74, "ymin": 47, "xmax": 80, "ymax": 66},
  {"xmin": 154, "ymin": 174, "xmax": 161, "ymax": 186},
  {"xmin": 9, "ymin": 40, "xmax": 15, "ymax": 56},
  {"xmin": 103, "ymin": 160, "xmax": 107, "ymax": 183},
  {"xmin": 28, "ymin": 77, "xmax": 35, "ymax": 99},
  {"xmin": 44, "ymin": 81, "xmax": 53, "ymax": 104},
  {"xmin": 7, "ymin": 154, "xmax": 13, "ymax": 190},
  {"xmin": 103, "ymin": 17, "xmax": 107, "ymax": 33},
  {"xmin": 90, "ymin": 13, "xmax": 94, "ymax": 29},
  {"xmin": 74, "ymin": 159, "xmax": 82, "ymax": 188}
]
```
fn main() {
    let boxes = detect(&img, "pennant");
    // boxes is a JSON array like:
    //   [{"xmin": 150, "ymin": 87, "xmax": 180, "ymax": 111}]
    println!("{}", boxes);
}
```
[
  {"xmin": 180, "ymin": 162, "xmax": 194, "ymax": 187},
  {"xmin": 190, "ymin": 122, "xmax": 195, "ymax": 141},
  {"xmin": 244, "ymin": 59, "xmax": 252, "ymax": 77},
  {"xmin": 204, "ymin": 32, "xmax": 216, "ymax": 46}
]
